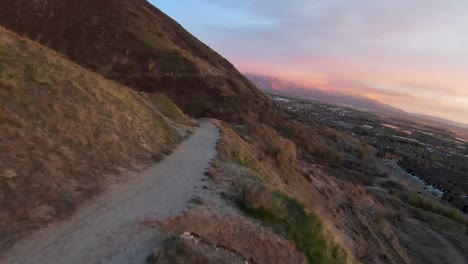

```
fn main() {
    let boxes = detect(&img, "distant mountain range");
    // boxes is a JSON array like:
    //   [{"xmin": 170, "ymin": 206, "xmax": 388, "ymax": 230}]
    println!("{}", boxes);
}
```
[
  {"xmin": 246, "ymin": 73, "xmax": 468, "ymax": 132},
  {"xmin": 412, "ymin": 114, "xmax": 468, "ymax": 131},
  {"xmin": 245, "ymin": 73, "xmax": 405, "ymax": 114}
]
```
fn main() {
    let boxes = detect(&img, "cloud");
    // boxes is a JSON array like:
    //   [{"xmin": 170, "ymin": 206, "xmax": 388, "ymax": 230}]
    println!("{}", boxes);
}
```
[
  {"xmin": 201, "ymin": 0, "xmax": 468, "ymax": 52},
  {"xmin": 155, "ymin": 0, "xmax": 468, "ymax": 123}
]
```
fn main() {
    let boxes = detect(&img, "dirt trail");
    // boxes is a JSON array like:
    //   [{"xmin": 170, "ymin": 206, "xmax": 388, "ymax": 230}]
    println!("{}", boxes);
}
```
[
  {"xmin": 0, "ymin": 120, "xmax": 219, "ymax": 264},
  {"xmin": 424, "ymin": 228, "xmax": 467, "ymax": 264},
  {"xmin": 397, "ymin": 219, "xmax": 467, "ymax": 264}
]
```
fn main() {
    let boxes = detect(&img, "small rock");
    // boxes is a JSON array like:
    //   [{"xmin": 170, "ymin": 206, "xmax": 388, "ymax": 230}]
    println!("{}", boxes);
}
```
[
  {"xmin": 241, "ymin": 135, "xmax": 252, "ymax": 142},
  {"xmin": 30, "ymin": 204, "xmax": 55, "ymax": 220},
  {"xmin": 2, "ymin": 169, "xmax": 17, "ymax": 179}
]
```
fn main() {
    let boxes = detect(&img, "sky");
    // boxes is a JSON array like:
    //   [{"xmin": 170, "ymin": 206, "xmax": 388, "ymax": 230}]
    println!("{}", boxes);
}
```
[{"xmin": 152, "ymin": 0, "xmax": 468, "ymax": 124}]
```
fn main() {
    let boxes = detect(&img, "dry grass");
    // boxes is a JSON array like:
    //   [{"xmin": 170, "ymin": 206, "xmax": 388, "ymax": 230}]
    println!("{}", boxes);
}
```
[
  {"xmin": 155, "ymin": 211, "xmax": 307, "ymax": 264},
  {"xmin": 141, "ymin": 93, "xmax": 196, "ymax": 127},
  {"xmin": 0, "ymin": 26, "xmax": 186, "ymax": 248},
  {"xmin": 215, "ymin": 122, "xmax": 269, "ymax": 177},
  {"xmin": 214, "ymin": 120, "xmax": 301, "ymax": 187},
  {"xmin": 211, "ymin": 121, "xmax": 355, "ymax": 264},
  {"xmin": 213, "ymin": 120, "xmax": 416, "ymax": 264},
  {"xmin": 238, "ymin": 185, "xmax": 350, "ymax": 264},
  {"xmin": 151, "ymin": 236, "xmax": 213, "ymax": 264},
  {"xmin": 401, "ymin": 192, "xmax": 468, "ymax": 226}
]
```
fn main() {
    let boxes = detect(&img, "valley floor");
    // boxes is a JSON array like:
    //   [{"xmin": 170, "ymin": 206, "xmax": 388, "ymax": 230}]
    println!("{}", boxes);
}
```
[{"xmin": 0, "ymin": 120, "xmax": 219, "ymax": 264}]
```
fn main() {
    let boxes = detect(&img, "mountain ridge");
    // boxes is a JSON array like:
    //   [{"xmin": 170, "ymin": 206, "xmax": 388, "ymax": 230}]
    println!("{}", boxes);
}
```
[
  {"xmin": 246, "ymin": 73, "xmax": 406, "ymax": 114},
  {"xmin": 247, "ymin": 73, "xmax": 468, "ymax": 131},
  {"xmin": 411, "ymin": 113, "xmax": 468, "ymax": 130},
  {"xmin": 0, "ymin": 0, "xmax": 270, "ymax": 122}
]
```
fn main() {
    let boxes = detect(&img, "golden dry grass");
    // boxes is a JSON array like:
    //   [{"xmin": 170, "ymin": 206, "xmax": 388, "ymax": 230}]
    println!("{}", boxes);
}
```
[
  {"xmin": 0, "ymin": 26, "xmax": 188, "ymax": 248},
  {"xmin": 212, "ymin": 121, "xmax": 358, "ymax": 264},
  {"xmin": 142, "ymin": 93, "xmax": 196, "ymax": 127},
  {"xmin": 155, "ymin": 211, "xmax": 307, "ymax": 264}
]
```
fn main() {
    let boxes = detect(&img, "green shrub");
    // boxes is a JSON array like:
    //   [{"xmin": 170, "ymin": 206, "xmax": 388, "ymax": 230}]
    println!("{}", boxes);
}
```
[
  {"xmin": 380, "ymin": 180, "xmax": 406, "ymax": 191},
  {"xmin": 357, "ymin": 144, "xmax": 367, "ymax": 159},
  {"xmin": 324, "ymin": 128, "xmax": 338, "ymax": 142},
  {"xmin": 402, "ymin": 193, "xmax": 468, "ymax": 226},
  {"xmin": 23, "ymin": 64, "xmax": 35, "ymax": 82},
  {"xmin": 319, "ymin": 147, "xmax": 343, "ymax": 168},
  {"xmin": 152, "ymin": 236, "xmax": 210, "ymax": 264},
  {"xmin": 389, "ymin": 195, "xmax": 401, "ymax": 209},
  {"xmin": 354, "ymin": 126, "xmax": 370, "ymax": 136},
  {"xmin": 239, "ymin": 190, "xmax": 349, "ymax": 264},
  {"xmin": 231, "ymin": 150, "xmax": 262, "ymax": 173}
]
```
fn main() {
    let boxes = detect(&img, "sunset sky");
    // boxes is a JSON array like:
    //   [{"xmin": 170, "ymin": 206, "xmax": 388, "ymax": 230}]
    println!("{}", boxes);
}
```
[{"xmin": 154, "ymin": 0, "xmax": 468, "ymax": 124}]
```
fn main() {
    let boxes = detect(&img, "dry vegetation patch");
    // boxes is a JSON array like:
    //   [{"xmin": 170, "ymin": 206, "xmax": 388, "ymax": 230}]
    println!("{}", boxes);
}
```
[
  {"xmin": 155, "ymin": 211, "xmax": 307, "ymax": 264},
  {"xmin": 213, "ymin": 120, "xmax": 418, "ymax": 264},
  {"xmin": 210, "ymin": 121, "xmax": 361, "ymax": 264},
  {"xmin": 238, "ymin": 184, "xmax": 350, "ymax": 264},
  {"xmin": 141, "ymin": 93, "xmax": 196, "ymax": 127},
  {"xmin": 401, "ymin": 192, "xmax": 468, "ymax": 226},
  {"xmin": 0, "ymin": 27, "xmax": 191, "ymax": 249}
]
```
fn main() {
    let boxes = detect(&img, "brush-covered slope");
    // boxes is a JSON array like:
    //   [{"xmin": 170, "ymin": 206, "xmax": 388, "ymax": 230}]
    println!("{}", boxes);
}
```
[
  {"xmin": 0, "ymin": 26, "xmax": 191, "ymax": 246},
  {"xmin": 0, "ymin": 0, "xmax": 270, "ymax": 122}
]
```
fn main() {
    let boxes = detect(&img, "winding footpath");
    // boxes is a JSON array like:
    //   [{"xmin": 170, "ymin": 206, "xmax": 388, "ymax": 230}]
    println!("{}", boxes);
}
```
[{"xmin": 0, "ymin": 120, "xmax": 219, "ymax": 264}]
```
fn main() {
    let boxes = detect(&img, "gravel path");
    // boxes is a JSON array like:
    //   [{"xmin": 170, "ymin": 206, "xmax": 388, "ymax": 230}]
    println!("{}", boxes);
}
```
[{"xmin": 0, "ymin": 119, "xmax": 219, "ymax": 264}]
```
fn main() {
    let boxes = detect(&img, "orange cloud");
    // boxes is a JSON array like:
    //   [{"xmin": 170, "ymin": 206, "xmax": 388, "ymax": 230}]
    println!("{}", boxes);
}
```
[{"xmin": 238, "ymin": 56, "xmax": 468, "ymax": 124}]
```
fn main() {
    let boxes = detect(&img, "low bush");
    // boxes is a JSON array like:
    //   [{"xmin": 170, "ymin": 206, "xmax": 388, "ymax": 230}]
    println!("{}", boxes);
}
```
[
  {"xmin": 151, "ymin": 236, "xmax": 210, "ymax": 264},
  {"xmin": 230, "ymin": 150, "xmax": 262, "ymax": 173},
  {"xmin": 380, "ymin": 180, "xmax": 406, "ymax": 191},
  {"xmin": 238, "ymin": 186, "xmax": 349, "ymax": 264},
  {"xmin": 402, "ymin": 193, "xmax": 468, "ymax": 226},
  {"xmin": 317, "ymin": 147, "xmax": 343, "ymax": 168}
]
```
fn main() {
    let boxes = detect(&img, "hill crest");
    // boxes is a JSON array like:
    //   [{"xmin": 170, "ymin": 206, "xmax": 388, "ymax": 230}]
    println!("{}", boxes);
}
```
[{"xmin": 0, "ymin": 0, "xmax": 270, "ymax": 122}]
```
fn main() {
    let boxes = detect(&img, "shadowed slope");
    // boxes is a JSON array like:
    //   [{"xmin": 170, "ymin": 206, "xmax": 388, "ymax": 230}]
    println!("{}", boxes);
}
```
[{"xmin": 0, "ymin": 0, "xmax": 271, "ymax": 121}]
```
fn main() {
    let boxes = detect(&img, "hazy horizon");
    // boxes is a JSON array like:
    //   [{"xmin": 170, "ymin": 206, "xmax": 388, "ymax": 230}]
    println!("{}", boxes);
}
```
[{"xmin": 154, "ymin": 0, "xmax": 468, "ymax": 124}]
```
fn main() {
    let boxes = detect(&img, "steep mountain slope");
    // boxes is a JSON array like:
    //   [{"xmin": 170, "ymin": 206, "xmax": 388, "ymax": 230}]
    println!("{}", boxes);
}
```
[
  {"xmin": 246, "ymin": 74, "xmax": 405, "ymax": 114},
  {"xmin": 0, "ymin": 0, "xmax": 271, "ymax": 122},
  {"xmin": 0, "ymin": 26, "xmax": 192, "ymax": 248},
  {"xmin": 0, "ymin": 2, "xmax": 442, "ymax": 263}
]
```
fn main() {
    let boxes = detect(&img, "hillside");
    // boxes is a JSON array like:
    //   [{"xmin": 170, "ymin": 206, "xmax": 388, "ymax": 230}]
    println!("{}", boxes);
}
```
[
  {"xmin": 246, "ymin": 73, "xmax": 405, "ymax": 114},
  {"xmin": 1, "ymin": 1, "xmax": 466, "ymax": 264},
  {"xmin": 0, "ymin": 0, "xmax": 271, "ymax": 122},
  {"xmin": 0, "ymin": 26, "xmax": 193, "ymax": 248}
]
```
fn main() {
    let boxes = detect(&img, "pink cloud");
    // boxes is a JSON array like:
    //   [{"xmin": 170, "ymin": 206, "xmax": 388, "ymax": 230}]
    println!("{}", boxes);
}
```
[{"xmin": 162, "ymin": 0, "xmax": 468, "ymax": 123}]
